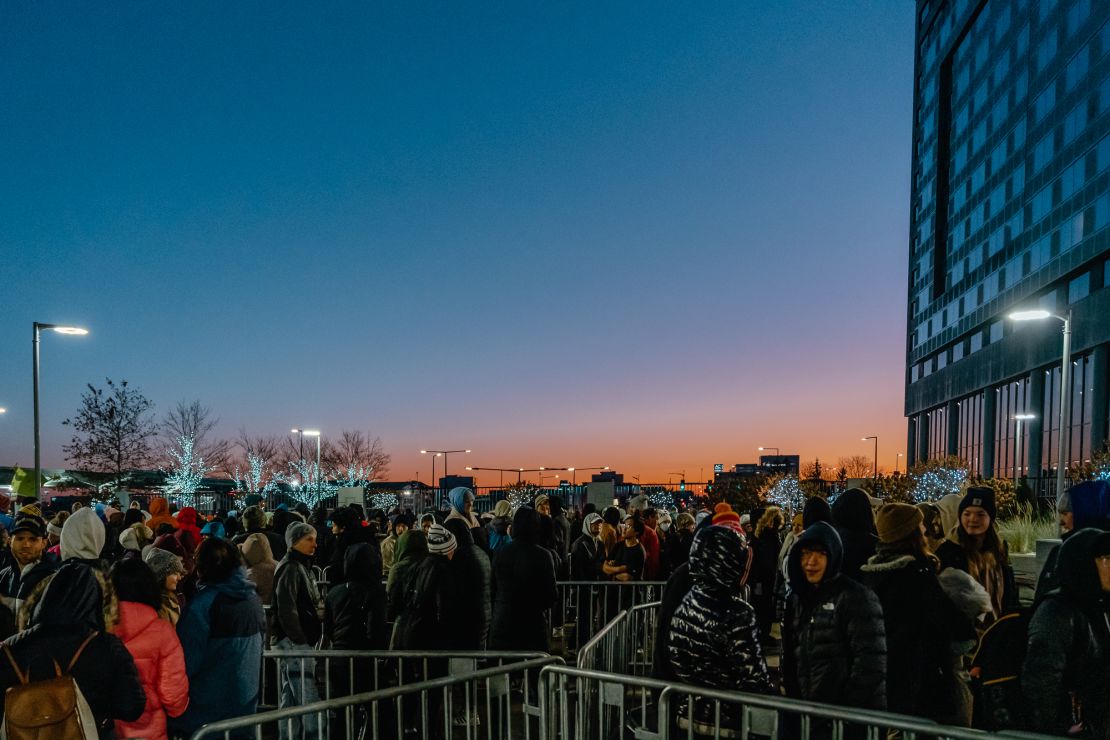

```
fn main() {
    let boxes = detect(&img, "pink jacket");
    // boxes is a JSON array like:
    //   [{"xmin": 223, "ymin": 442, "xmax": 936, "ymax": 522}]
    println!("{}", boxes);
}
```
[{"xmin": 113, "ymin": 600, "xmax": 190, "ymax": 740}]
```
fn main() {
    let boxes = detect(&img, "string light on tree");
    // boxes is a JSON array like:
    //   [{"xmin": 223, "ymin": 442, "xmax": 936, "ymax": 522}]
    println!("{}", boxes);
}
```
[
  {"xmin": 233, "ymin": 453, "xmax": 282, "ymax": 496},
  {"xmin": 648, "ymin": 491, "xmax": 673, "ymax": 510},
  {"xmin": 370, "ymin": 492, "xmax": 399, "ymax": 511},
  {"xmin": 163, "ymin": 435, "xmax": 212, "ymax": 504},
  {"xmin": 764, "ymin": 475, "xmax": 806, "ymax": 512},
  {"xmin": 911, "ymin": 466, "xmax": 968, "ymax": 503},
  {"xmin": 504, "ymin": 482, "xmax": 540, "ymax": 509}
]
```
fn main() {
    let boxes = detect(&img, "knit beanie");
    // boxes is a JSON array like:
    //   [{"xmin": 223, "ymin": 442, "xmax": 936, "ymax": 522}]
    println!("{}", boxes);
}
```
[
  {"xmin": 285, "ymin": 521, "xmax": 315, "ymax": 549},
  {"xmin": 144, "ymin": 546, "xmax": 186, "ymax": 581},
  {"xmin": 712, "ymin": 502, "xmax": 741, "ymax": 527},
  {"xmin": 958, "ymin": 486, "xmax": 996, "ymax": 520},
  {"xmin": 875, "ymin": 503, "xmax": 924, "ymax": 544},
  {"xmin": 426, "ymin": 523, "xmax": 457, "ymax": 557},
  {"xmin": 493, "ymin": 500, "xmax": 512, "ymax": 519},
  {"xmin": 534, "ymin": 494, "xmax": 549, "ymax": 510}
]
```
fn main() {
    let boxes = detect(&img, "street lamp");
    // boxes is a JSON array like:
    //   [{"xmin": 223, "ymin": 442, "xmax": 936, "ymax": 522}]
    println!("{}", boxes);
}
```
[
  {"xmin": 33, "ymin": 322, "xmax": 88, "ymax": 500},
  {"xmin": 758, "ymin": 447, "xmax": 780, "ymax": 455},
  {"xmin": 420, "ymin": 449, "xmax": 470, "ymax": 484},
  {"xmin": 545, "ymin": 465, "xmax": 609, "ymax": 486},
  {"xmin": 293, "ymin": 429, "xmax": 322, "ymax": 499},
  {"xmin": 1009, "ymin": 308, "xmax": 1072, "ymax": 501},
  {"xmin": 862, "ymin": 436, "xmax": 879, "ymax": 478},
  {"xmin": 894, "ymin": 452, "xmax": 903, "ymax": 473},
  {"xmin": 1012, "ymin": 414, "xmax": 1037, "ymax": 489}
]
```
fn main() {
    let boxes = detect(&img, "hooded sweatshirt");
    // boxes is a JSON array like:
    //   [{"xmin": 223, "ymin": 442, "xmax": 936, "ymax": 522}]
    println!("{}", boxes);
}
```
[
  {"xmin": 0, "ymin": 562, "xmax": 146, "ymax": 737},
  {"xmin": 147, "ymin": 498, "xmax": 177, "ymax": 533},
  {"xmin": 668, "ymin": 526, "xmax": 772, "ymax": 725},
  {"xmin": 61, "ymin": 506, "xmax": 107, "ymax": 564},
  {"xmin": 239, "ymin": 533, "xmax": 277, "ymax": 604},
  {"xmin": 1022, "ymin": 528, "xmax": 1110, "ymax": 736},
  {"xmin": 783, "ymin": 522, "xmax": 887, "ymax": 710}
]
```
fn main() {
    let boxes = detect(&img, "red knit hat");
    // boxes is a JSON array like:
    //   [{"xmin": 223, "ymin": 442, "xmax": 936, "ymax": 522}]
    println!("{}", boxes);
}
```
[{"xmin": 712, "ymin": 502, "xmax": 741, "ymax": 527}]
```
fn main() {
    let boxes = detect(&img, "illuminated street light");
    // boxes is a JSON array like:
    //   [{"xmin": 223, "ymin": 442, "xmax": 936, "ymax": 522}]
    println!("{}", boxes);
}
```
[
  {"xmin": 34, "ymin": 322, "xmax": 89, "ymax": 500},
  {"xmin": 1009, "ymin": 308, "xmax": 1072, "ymax": 501},
  {"xmin": 862, "ymin": 436, "xmax": 878, "ymax": 478},
  {"xmin": 422, "ymin": 448, "xmax": 470, "ymax": 489}
]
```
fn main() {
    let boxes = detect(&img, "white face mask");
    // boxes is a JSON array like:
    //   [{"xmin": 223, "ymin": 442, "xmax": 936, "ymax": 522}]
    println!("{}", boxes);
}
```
[{"xmin": 659, "ymin": 521, "xmax": 672, "ymax": 532}]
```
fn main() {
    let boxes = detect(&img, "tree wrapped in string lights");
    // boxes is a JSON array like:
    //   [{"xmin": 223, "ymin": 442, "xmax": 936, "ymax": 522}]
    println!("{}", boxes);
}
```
[
  {"xmin": 163, "ymin": 435, "xmax": 212, "ymax": 507},
  {"xmin": 286, "ymin": 458, "xmax": 336, "ymax": 509},
  {"xmin": 763, "ymin": 475, "xmax": 806, "ymax": 513},
  {"xmin": 233, "ymin": 452, "xmax": 282, "ymax": 497},
  {"xmin": 370, "ymin": 492, "xmax": 399, "ymax": 511},
  {"xmin": 648, "ymin": 490, "xmax": 674, "ymax": 511},
  {"xmin": 504, "ymin": 481, "xmax": 541, "ymax": 509},
  {"xmin": 909, "ymin": 458, "xmax": 969, "ymax": 503}
]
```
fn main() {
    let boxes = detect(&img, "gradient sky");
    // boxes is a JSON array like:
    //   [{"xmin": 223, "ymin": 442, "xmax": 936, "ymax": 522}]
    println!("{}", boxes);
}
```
[{"xmin": 1, "ymin": 1, "xmax": 915, "ymax": 485}]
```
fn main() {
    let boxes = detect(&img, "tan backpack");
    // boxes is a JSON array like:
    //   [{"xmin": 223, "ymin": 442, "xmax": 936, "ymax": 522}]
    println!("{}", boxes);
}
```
[{"xmin": 1, "ymin": 632, "xmax": 99, "ymax": 740}]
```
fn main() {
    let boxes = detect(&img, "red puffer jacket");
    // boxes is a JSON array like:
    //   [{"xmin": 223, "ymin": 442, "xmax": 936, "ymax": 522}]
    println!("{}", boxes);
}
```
[{"xmin": 113, "ymin": 600, "xmax": 190, "ymax": 740}]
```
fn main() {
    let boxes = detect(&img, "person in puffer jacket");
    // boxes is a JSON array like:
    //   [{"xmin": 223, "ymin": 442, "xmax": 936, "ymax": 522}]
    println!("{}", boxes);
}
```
[
  {"xmin": 668, "ymin": 525, "xmax": 773, "ymax": 731},
  {"xmin": 110, "ymin": 559, "xmax": 189, "ymax": 740},
  {"xmin": 783, "ymin": 521, "xmax": 887, "ymax": 711}
]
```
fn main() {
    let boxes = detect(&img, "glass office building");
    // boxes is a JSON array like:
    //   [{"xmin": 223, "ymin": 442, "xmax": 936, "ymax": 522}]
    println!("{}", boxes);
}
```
[{"xmin": 905, "ymin": 0, "xmax": 1110, "ymax": 482}]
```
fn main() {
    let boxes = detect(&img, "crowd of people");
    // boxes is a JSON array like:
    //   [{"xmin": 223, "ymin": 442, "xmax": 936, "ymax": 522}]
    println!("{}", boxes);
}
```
[{"xmin": 0, "ymin": 480, "xmax": 1105, "ymax": 738}]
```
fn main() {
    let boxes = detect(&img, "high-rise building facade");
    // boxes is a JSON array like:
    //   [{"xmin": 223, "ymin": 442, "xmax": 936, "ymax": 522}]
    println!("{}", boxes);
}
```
[{"xmin": 905, "ymin": 0, "xmax": 1110, "ymax": 484}]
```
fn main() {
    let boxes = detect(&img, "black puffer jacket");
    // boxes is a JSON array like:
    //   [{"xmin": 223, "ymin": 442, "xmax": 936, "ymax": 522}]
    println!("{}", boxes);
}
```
[
  {"xmin": 651, "ymin": 561, "xmax": 691, "ymax": 680},
  {"xmin": 490, "ymin": 507, "xmax": 557, "ymax": 652},
  {"xmin": 443, "ymin": 519, "xmax": 492, "ymax": 649},
  {"xmin": 831, "ymin": 488, "xmax": 877, "ymax": 582},
  {"xmin": 861, "ymin": 550, "xmax": 975, "ymax": 720},
  {"xmin": 324, "ymin": 543, "xmax": 389, "ymax": 650},
  {"xmin": 669, "ymin": 526, "xmax": 772, "ymax": 724},
  {"xmin": 392, "ymin": 553, "xmax": 454, "ymax": 650},
  {"xmin": 783, "ymin": 522, "xmax": 887, "ymax": 710},
  {"xmin": 1022, "ymin": 528, "xmax": 1110, "ymax": 737},
  {"xmin": 0, "ymin": 562, "xmax": 145, "ymax": 739},
  {"xmin": 0, "ymin": 554, "xmax": 59, "ymax": 639}
]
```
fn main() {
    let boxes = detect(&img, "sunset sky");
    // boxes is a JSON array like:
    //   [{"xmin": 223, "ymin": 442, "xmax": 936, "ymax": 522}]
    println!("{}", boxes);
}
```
[{"xmin": 1, "ymin": 2, "xmax": 915, "ymax": 485}]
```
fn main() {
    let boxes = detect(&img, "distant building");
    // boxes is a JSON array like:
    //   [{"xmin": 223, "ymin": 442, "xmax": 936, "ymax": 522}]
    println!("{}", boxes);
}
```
[
  {"xmin": 906, "ymin": 0, "xmax": 1110, "ymax": 484},
  {"xmin": 591, "ymin": 470, "xmax": 625, "ymax": 485},
  {"xmin": 439, "ymin": 475, "xmax": 476, "ymax": 491},
  {"xmin": 759, "ymin": 455, "xmax": 801, "ymax": 476}
]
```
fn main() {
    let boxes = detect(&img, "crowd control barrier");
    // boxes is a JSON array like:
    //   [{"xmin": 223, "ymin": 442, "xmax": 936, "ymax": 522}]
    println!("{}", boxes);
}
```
[
  {"xmin": 576, "ymin": 601, "xmax": 659, "ymax": 674},
  {"xmin": 191, "ymin": 655, "xmax": 563, "ymax": 740},
  {"xmin": 259, "ymin": 649, "xmax": 550, "ymax": 712},
  {"xmin": 551, "ymin": 580, "xmax": 667, "ymax": 653},
  {"xmin": 539, "ymin": 664, "xmax": 1052, "ymax": 740}
]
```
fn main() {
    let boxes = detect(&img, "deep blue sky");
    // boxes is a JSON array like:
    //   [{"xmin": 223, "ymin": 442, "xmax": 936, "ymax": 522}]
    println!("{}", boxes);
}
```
[{"xmin": 1, "ymin": 1, "xmax": 915, "ymax": 482}]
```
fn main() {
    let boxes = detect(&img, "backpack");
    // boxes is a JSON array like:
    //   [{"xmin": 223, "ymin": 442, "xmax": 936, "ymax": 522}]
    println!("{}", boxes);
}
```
[
  {"xmin": 970, "ymin": 598, "xmax": 1087, "ymax": 732},
  {"xmin": 0, "ymin": 632, "xmax": 99, "ymax": 740}
]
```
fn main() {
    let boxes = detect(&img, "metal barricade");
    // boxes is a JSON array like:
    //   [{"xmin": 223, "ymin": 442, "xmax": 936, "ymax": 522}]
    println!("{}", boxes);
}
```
[
  {"xmin": 577, "ymin": 601, "xmax": 659, "ymax": 674},
  {"xmin": 259, "ymin": 649, "xmax": 550, "ymax": 711},
  {"xmin": 189, "ymin": 655, "xmax": 562, "ymax": 740},
  {"xmin": 552, "ymin": 581, "xmax": 667, "ymax": 654},
  {"xmin": 540, "ymin": 664, "xmax": 1049, "ymax": 740}
]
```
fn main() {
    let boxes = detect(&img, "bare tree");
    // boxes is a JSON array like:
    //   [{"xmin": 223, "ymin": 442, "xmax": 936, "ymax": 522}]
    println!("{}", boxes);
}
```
[
  {"xmin": 235, "ymin": 429, "xmax": 282, "ymax": 470},
  {"xmin": 63, "ymin": 378, "xmax": 159, "ymax": 487},
  {"xmin": 321, "ymin": 430, "xmax": 392, "ymax": 480},
  {"xmin": 161, "ymin": 401, "xmax": 232, "ymax": 475},
  {"xmin": 838, "ymin": 455, "xmax": 875, "ymax": 478}
]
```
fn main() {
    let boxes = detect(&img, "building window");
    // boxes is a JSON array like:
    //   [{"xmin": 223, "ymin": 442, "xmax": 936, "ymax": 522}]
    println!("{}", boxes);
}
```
[{"xmin": 1069, "ymin": 272, "xmax": 1090, "ymax": 302}]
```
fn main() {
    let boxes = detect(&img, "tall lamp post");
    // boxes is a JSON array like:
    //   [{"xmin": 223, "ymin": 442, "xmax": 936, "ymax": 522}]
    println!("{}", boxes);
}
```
[
  {"xmin": 1012, "ymin": 414, "xmax": 1036, "ymax": 489},
  {"xmin": 33, "ymin": 322, "xmax": 88, "ymax": 500},
  {"xmin": 1009, "ymin": 308, "xmax": 1072, "ymax": 501},
  {"xmin": 862, "ymin": 436, "xmax": 879, "ymax": 478},
  {"xmin": 758, "ymin": 446, "xmax": 780, "ymax": 456},
  {"xmin": 421, "ymin": 448, "xmax": 471, "ymax": 489},
  {"xmin": 292, "ymin": 429, "xmax": 322, "ymax": 499},
  {"xmin": 544, "ymin": 466, "xmax": 609, "ymax": 486}
]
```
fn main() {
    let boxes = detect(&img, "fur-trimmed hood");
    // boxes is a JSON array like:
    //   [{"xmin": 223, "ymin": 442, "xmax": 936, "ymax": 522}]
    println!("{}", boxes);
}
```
[{"xmin": 859, "ymin": 553, "xmax": 917, "ymax": 573}]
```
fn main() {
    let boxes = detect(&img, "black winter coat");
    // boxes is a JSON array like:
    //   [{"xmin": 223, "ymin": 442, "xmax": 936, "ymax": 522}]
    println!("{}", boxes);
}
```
[
  {"xmin": 392, "ymin": 554, "xmax": 454, "ymax": 650},
  {"xmin": 490, "ymin": 507, "xmax": 557, "ymax": 652},
  {"xmin": 0, "ymin": 562, "xmax": 145, "ymax": 739},
  {"xmin": 668, "ymin": 526, "xmax": 771, "ymax": 725},
  {"xmin": 271, "ymin": 550, "xmax": 322, "ymax": 647},
  {"xmin": 0, "ymin": 554, "xmax": 59, "ymax": 639},
  {"xmin": 861, "ymin": 552, "xmax": 975, "ymax": 720},
  {"xmin": 831, "ymin": 488, "xmax": 877, "ymax": 582},
  {"xmin": 1022, "ymin": 529, "xmax": 1110, "ymax": 738},
  {"xmin": 569, "ymin": 534, "xmax": 600, "ymax": 582},
  {"xmin": 324, "ymin": 543, "xmax": 389, "ymax": 650},
  {"xmin": 443, "ymin": 519, "xmax": 492, "ymax": 650},
  {"xmin": 783, "ymin": 522, "xmax": 887, "ymax": 710},
  {"xmin": 651, "ymin": 561, "xmax": 691, "ymax": 680}
]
